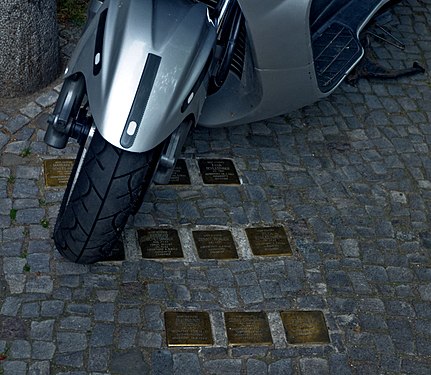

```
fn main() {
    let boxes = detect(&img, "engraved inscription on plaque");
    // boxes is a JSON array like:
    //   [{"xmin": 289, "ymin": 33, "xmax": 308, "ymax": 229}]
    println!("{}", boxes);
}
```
[
  {"xmin": 169, "ymin": 159, "xmax": 191, "ymax": 185},
  {"xmin": 281, "ymin": 311, "xmax": 330, "ymax": 345},
  {"xmin": 193, "ymin": 230, "xmax": 238, "ymax": 259},
  {"xmin": 225, "ymin": 312, "xmax": 273, "ymax": 346},
  {"xmin": 138, "ymin": 229, "xmax": 183, "ymax": 259},
  {"xmin": 198, "ymin": 159, "xmax": 240, "ymax": 185},
  {"xmin": 246, "ymin": 227, "xmax": 292, "ymax": 256},
  {"xmin": 44, "ymin": 159, "xmax": 74, "ymax": 187},
  {"xmin": 165, "ymin": 311, "xmax": 213, "ymax": 347}
]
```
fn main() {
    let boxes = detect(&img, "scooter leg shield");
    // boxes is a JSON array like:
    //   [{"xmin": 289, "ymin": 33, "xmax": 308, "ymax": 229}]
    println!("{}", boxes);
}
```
[{"xmin": 63, "ymin": 0, "xmax": 216, "ymax": 153}]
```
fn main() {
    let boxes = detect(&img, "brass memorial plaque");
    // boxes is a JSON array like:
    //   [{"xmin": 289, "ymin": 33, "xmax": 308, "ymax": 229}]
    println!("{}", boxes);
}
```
[
  {"xmin": 246, "ymin": 227, "xmax": 292, "ymax": 256},
  {"xmin": 165, "ymin": 311, "xmax": 213, "ymax": 347},
  {"xmin": 169, "ymin": 159, "xmax": 191, "ymax": 185},
  {"xmin": 138, "ymin": 229, "xmax": 184, "ymax": 259},
  {"xmin": 44, "ymin": 159, "xmax": 74, "ymax": 187},
  {"xmin": 193, "ymin": 230, "xmax": 238, "ymax": 259},
  {"xmin": 102, "ymin": 241, "xmax": 126, "ymax": 261},
  {"xmin": 225, "ymin": 312, "xmax": 273, "ymax": 346},
  {"xmin": 281, "ymin": 311, "xmax": 330, "ymax": 345},
  {"xmin": 198, "ymin": 159, "xmax": 240, "ymax": 185}
]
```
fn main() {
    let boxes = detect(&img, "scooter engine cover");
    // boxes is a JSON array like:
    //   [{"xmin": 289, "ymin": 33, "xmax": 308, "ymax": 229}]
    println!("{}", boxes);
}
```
[{"xmin": 65, "ymin": 0, "xmax": 216, "ymax": 152}]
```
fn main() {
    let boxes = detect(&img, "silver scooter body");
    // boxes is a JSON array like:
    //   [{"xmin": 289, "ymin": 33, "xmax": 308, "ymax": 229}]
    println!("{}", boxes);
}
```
[
  {"xmin": 45, "ymin": 0, "xmax": 397, "ymax": 263},
  {"xmin": 200, "ymin": 0, "xmax": 390, "ymax": 127},
  {"xmin": 53, "ymin": 0, "xmax": 391, "ymax": 153}
]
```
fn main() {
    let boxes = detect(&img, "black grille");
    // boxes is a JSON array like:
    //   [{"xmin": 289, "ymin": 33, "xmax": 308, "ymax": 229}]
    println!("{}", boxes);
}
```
[
  {"xmin": 198, "ymin": 0, "xmax": 246, "ymax": 79},
  {"xmin": 312, "ymin": 23, "xmax": 361, "ymax": 92},
  {"xmin": 230, "ymin": 19, "xmax": 246, "ymax": 78}
]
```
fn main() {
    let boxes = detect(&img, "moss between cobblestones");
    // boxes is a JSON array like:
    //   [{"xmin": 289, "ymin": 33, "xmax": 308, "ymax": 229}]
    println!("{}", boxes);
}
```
[
  {"xmin": 57, "ymin": 0, "xmax": 89, "ymax": 26},
  {"xmin": 9, "ymin": 209, "xmax": 16, "ymax": 221}
]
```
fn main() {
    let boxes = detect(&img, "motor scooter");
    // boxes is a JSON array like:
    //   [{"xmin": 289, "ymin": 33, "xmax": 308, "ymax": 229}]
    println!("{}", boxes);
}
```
[{"xmin": 45, "ymin": 0, "xmax": 397, "ymax": 263}]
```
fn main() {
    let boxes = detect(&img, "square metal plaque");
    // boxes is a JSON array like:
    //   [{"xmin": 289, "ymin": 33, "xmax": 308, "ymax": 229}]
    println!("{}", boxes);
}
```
[
  {"xmin": 138, "ymin": 229, "xmax": 184, "ymax": 259},
  {"xmin": 281, "ymin": 311, "xmax": 330, "ymax": 345},
  {"xmin": 169, "ymin": 159, "xmax": 191, "ymax": 185},
  {"xmin": 193, "ymin": 230, "xmax": 238, "ymax": 259},
  {"xmin": 165, "ymin": 311, "xmax": 213, "ymax": 347},
  {"xmin": 245, "ymin": 227, "xmax": 292, "ymax": 256},
  {"xmin": 198, "ymin": 159, "xmax": 240, "ymax": 185},
  {"xmin": 225, "ymin": 312, "xmax": 273, "ymax": 346},
  {"xmin": 101, "ymin": 241, "xmax": 126, "ymax": 262},
  {"xmin": 44, "ymin": 159, "xmax": 75, "ymax": 187}
]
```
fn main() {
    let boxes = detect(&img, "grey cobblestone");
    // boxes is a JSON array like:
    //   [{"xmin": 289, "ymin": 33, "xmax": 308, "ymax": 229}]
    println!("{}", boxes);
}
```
[
  {"xmin": 28, "ymin": 361, "xmax": 50, "ymax": 375},
  {"xmin": 138, "ymin": 331, "xmax": 162, "ymax": 348},
  {"xmin": 26, "ymin": 276, "xmax": 53, "ymax": 294},
  {"xmin": 19, "ymin": 102, "xmax": 42, "ymax": 118},
  {"xmin": 5, "ymin": 115, "xmax": 30, "ymax": 134},
  {"xmin": 90, "ymin": 324, "xmax": 114, "ymax": 347},
  {"xmin": 88, "ymin": 347, "xmax": 110, "ymax": 372},
  {"xmin": 94, "ymin": 303, "xmax": 115, "ymax": 322},
  {"xmin": 9, "ymin": 339, "xmax": 31, "ymax": 359},
  {"xmin": 2, "ymin": 361, "xmax": 27, "ymax": 375},
  {"xmin": 21, "ymin": 302, "xmax": 40, "ymax": 318},
  {"xmin": 32, "ymin": 341, "xmax": 56, "ymax": 360},
  {"xmin": 41, "ymin": 300, "xmax": 64, "ymax": 317},
  {"xmin": 30, "ymin": 320, "xmax": 54, "ymax": 342},
  {"xmin": 118, "ymin": 326, "xmax": 138, "ymax": 349},
  {"xmin": 35, "ymin": 90, "xmax": 59, "ymax": 107},
  {"xmin": 0, "ymin": 132, "xmax": 10, "ymax": 150},
  {"xmin": 269, "ymin": 359, "xmax": 293, "ymax": 375},
  {"xmin": 118, "ymin": 308, "xmax": 141, "ymax": 324},
  {"xmin": 57, "ymin": 332, "xmax": 87, "ymax": 353},
  {"xmin": 55, "ymin": 351, "xmax": 84, "ymax": 368},
  {"xmin": 204, "ymin": 359, "xmax": 242, "ymax": 375},
  {"xmin": 60, "ymin": 316, "xmax": 91, "ymax": 331}
]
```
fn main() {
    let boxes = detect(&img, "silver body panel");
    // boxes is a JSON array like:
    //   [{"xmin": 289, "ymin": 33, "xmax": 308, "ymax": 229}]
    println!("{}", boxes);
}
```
[
  {"xmin": 199, "ymin": 0, "xmax": 390, "ymax": 127},
  {"xmin": 65, "ymin": 0, "xmax": 216, "ymax": 152},
  {"xmin": 200, "ymin": 0, "xmax": 320, "ymax": 127},
  {"xmin": 63, "ymin": 0, "xmax": 391, "ymax": 150}
]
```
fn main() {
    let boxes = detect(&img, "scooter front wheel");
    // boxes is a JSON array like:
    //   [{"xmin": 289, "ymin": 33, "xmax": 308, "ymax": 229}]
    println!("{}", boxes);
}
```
[{"xmin": 53, "ymin": 128, "xmax": 161, "ymax": 264}]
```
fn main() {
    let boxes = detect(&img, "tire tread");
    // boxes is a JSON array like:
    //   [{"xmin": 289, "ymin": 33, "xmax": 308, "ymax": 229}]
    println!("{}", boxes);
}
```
[{"xmin": 54, "ymin": 131, "xmax": 160, "ymax": 263}]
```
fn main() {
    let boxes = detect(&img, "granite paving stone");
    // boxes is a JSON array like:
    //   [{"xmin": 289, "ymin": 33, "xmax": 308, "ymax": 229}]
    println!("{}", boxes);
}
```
[
  {"xmin": 28, "ymin": 361, "xmax": 50, "ymax": 375},
  {"xmin": 30, "ymin": 320, "xmax": 54, "ymax": 341},
  {"xmin": 151, "ymin": 350, "xmax": 173, "ymax": 375},
  {"xmin": 5, "ymin": 115, "xmax": 30, "ymax": 134},
  {"xmin": 173, "ymin": 353, "xmax": 201, "ymax": 375},
  {"xmin": 57, "ymin": 332, "xmax": 87, "ymax": 353},
  {"xmin": 32, "ymin": 341, "xmax": 56, "ymax": 360},
  {"xmin": 90, "ymin": 324, "xmax": 115, "ymax": 347},
  {"xmin": 19, "ymin": 102, "xmax": 42, "ymax": 119},
  {"xmin": 118, "ymin": 326, "xmax": 138, "ymax": 349}
]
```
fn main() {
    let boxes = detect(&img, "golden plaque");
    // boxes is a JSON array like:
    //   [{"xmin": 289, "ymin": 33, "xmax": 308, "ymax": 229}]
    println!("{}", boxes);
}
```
[
  {"xmin": 245, "ymin": 227, "xmax": 292, "ymax": 256},
  {"xmin": 225, "ymin": 312, "xmax": 273, "ymax": 346},
  {"xmin": 165, "ymin": 311, "xmax": 213, "ymax": 347},
  {"xmin": 193, "ymin": 230, "xmax": 238, "ymax": 259},
  {"xmin": 281, "ymin": 311, "xmax": 330, "ymax": 345},
  {"xmin": 169, "ymin": 159, "xmax": 191, "ymax": 185},
  {"xmin": 198, "ymin": 159, "xmax": 240, "ymax": 185},
  {"xmin": 138, "ymin": 229, "xmax": 183, "ymax": 258},
  {"xmin": 101, "ymin": 241, "xmax": 125, "ymax": 261},
  {"xmin": 43, "ymin": 159, "xmax": 74, "ymax": 187}
]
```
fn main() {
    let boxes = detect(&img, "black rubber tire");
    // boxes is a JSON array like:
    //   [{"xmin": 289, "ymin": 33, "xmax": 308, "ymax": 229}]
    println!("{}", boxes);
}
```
[{"xmin": 53, "ymin": 130, "xmax": 161, "ymax": 264}]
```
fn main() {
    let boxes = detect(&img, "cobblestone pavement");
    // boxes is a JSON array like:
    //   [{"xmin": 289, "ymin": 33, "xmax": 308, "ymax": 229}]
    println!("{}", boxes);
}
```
[{"xmin": 1, "ymin": 1, "xmax": 431, "ymax": 374}]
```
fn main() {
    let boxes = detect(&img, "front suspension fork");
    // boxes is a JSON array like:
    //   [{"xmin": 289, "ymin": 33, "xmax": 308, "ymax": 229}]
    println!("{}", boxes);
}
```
[{"xmin": 44, "ymin": 75, "xmax": 89, "ymax": 149}]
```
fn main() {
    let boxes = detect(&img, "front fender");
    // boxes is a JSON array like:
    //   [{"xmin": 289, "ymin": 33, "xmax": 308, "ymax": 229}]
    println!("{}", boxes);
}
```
[{"xmin": 65, "ymin": 0, "xmax": 216, "ymax": 152}]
